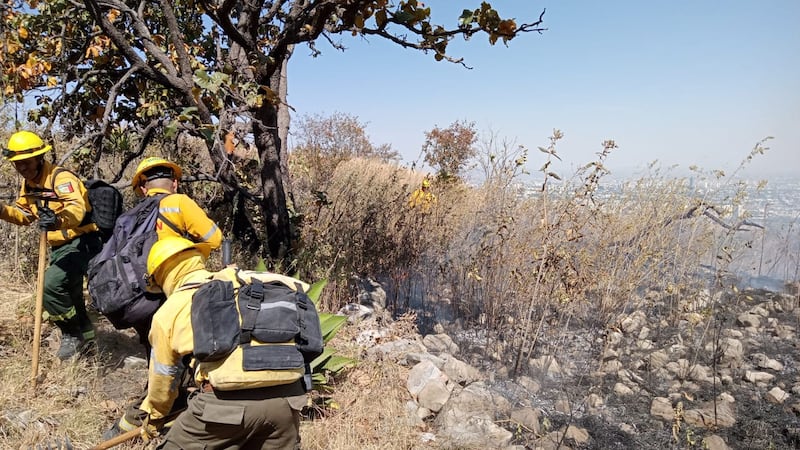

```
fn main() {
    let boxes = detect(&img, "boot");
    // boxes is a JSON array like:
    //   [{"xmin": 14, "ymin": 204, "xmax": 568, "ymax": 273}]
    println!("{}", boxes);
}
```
[{"xmin": 57, "ymin": 335, "xmax": 82, "ymax": 360}]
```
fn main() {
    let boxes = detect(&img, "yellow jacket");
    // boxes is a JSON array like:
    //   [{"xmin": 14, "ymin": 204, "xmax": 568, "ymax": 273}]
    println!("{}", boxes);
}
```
[
  {"xmin": 147, "ymin": 187, "xmax": 222, "ymax": 256},
  {"xmin": 0, "ymin": 160, "xmax": 98, "ymax": 246},
  {"xmin": 407, "ymin": 188, "xmax": 436, "ymax": 213},
  {"xmin": 140, "ymin": 260, "xmax": 309, "ymax": 421}
]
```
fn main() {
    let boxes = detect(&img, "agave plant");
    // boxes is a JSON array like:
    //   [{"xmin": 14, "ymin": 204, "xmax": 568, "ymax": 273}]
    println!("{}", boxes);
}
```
[{"xmin": 304, "ymin": 279, "xmax": 356, "ymax": 390}]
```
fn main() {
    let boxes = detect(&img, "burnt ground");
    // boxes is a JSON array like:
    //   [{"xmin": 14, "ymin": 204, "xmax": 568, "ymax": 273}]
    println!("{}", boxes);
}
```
[{"xmin": 452, "ymin": 286, "xmax": 800, "ymax": 450}]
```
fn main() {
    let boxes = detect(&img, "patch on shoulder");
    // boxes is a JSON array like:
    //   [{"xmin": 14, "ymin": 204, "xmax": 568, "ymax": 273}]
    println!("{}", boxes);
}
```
[{"xmin": 55, "ymin": 182, "xmax": 74, "ymax": 194}]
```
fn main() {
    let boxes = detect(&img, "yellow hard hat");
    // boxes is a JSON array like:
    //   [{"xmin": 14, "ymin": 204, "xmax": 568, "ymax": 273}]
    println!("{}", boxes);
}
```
[
  {"xmin": 421, "ymin": 179, "xmax": 431, "ymax": 188},
  {"xmin": 4, "ymin": 131, "xmax": 52, "ymax": 162},
  {"xmin": 146, "ymin": 236, "xmax": 197, "ymax": 279},
  {"xmin": 132, "ymin": 157, "xmax": 183, "ymax": 194}
]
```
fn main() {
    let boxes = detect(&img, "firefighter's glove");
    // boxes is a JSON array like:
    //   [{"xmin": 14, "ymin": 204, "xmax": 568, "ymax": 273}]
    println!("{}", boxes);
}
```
[
  {"xmin": 38, "ymin": 206, "xmax": 57, "ymax": 231},
  {"xmin": 140, "ymin": 415, "xmax": 165, "ymax": 442}
]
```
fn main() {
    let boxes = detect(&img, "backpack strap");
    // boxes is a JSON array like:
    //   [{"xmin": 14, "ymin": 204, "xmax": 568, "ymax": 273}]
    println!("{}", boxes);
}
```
[
  {"xmin": 157, "ymin": 211, "xmax": 184, "ymax": 236},
  {"xmin": 239, "ymin": 278, "xmax": 264, "ymax": 345},
  {"xmin": 154, "ymin": 193, "xmax": 193, "ymax": 241}
]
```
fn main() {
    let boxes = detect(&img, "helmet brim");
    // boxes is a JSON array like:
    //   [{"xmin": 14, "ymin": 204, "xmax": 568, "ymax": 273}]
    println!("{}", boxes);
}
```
[{"xmin": 5, "ymin": 145, "xmax": 51, "ymax": 162}]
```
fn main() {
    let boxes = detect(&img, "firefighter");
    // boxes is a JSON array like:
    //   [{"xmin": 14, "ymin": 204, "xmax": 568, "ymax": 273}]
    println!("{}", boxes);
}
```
[
  {"xmin": 139, "ymin": 236, "xmax": 309, "ymax": 449},
  {"xmin": 131, "ymin": 157, "xmax": 222, "ymax": 259},
  {"xmin": 0, "ymin": 131, "xmax": 103, "ymax": 359},
  {"xmin": 407, "ymin": 177, "xmax": 436, "ymax": 213},
  {"xmin": 104, "ymin": 156, "xmax": 223, "ymax": 439}
]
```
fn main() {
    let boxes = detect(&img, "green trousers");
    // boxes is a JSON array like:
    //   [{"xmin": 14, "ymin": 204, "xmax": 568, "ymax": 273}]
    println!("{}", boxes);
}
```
[
  {"xmin": 158, "ymin": 380, "xmax": 306, "ymax": 450},
  {"xmin": 44, "ymin": 232, "xmax": 102, "ymax": 339}
]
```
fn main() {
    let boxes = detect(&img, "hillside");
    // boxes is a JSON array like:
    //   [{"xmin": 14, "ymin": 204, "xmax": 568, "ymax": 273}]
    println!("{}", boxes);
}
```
[{"xmin": 0, "ymin": 275, "xmax": 798, "ymax": 449}]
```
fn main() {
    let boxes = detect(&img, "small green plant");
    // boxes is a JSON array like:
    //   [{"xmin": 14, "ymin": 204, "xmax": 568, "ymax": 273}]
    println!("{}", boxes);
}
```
[{"xmin": 304, "ymin": 279, "xmax": 356, "ymax": 390}]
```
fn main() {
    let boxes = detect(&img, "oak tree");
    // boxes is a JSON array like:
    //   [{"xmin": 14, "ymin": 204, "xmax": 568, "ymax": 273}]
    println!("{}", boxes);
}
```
[{"xmin": 1, "ymin": 0, "xmax": 545, "ymax": 262}]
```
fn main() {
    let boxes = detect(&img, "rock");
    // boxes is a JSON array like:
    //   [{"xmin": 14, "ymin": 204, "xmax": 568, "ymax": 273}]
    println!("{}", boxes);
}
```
[
  {"xmin": 405, "ymin": 351, "xmax": 445, "ymax": 368},
  {"xmin": 753, "ymin": 353, "xmax": 785, "ymax": 372},
  {"xmin": 620, "ymin": 310, "xmax": 647, "ymax": 334},
  {"xmin": 586, "ymin": 393, "xmax": 604, "ymax": 411},
  {"xmin": 650, "ymin": 397, "xmax": 674, "ymax": 422},
  {"xmin": 529, "ymin": 355, "xmax": 567, "ymax": 378},
  {"xmin": 422, "ymin": 334, "xmax": 459, "ymax": 355},
  {"xmin": 716, "ymin": 338, "xmax": 744, "ymax": 367},
  {"xmin": 510, "ymin": 407, "xmax": 541, "ymax": 434},
  {"xmin": 648, "ymin": 349, "xmax": 670, "ymax": 370},
  {"xmin": 516, "ymin": 375, "xmax": 541, "ymax": 394},
  {"xmin": 123, "ymin": 355, "xmax": 147, "ymax": 370},
  {"xmin": 683, "ymin": 400, "xmax": 736, "ymax": 428},
  {"xmin": 702, "ymin": 434, "xmax": 732, "ymax": 450},
  {"xmin": 614, "ymin": 382, "xmax": 635, "ymax": 396},
  {"xmin": 737, "ymin": 313, "xmax": 761, "ymax": 328},
  {"xmin": 338, "ymin": 303, "xmax": 374, "ymax": 323},
  {"xmin": 744, "ymin": 370, "xmax": 775, "ymax": 384},
  {"xmin": 554, "ymin": 396, "xmax": 571, "ymax": 414},
  {"xmin": 435, "ymin": 382, "xmax": 513, "ymax": 449},
  {"xmin": 563, "ymin": 425, "xmax": 590, "ymax": 445},
  {"xmin": 356, "ymin": 277, "xmax": 386, "ymax": 310},
  {"xmin": 418, "ymin": 375, "xmax": 453, "ymax": 412},
  {"xmin": 441, "ymin": 355, "xmax": 481, "ymax": 385},
  {"xmin": 367, "ymin": 338, "xmax": 426, "ymax": 362},
  {"xmin": 766, "ymin": 387, "xmax": 789, "ymax": 404},
  {"xmin": 748, "ymin": 305, "xmax": 770, "ymax": 317},
  {"xmin": 356, "ymin": 328, "xmax": 390, "ymax": 346},
  {"xmin": 407, "ymin": 359, "xmax": 448, "ymax": 398}
]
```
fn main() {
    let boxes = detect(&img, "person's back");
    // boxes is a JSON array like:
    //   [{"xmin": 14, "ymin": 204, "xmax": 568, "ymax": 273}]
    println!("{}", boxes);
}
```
[
  {"xmin": 133, "ymin": 157, "xmax": 222, "ymax": 256},
  {"xmin": 137, "ymin": 237, "xmax": 317, "ymax": 449}
]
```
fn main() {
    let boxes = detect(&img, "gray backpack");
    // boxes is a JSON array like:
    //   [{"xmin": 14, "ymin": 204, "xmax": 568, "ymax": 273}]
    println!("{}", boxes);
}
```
[{"xmin": 87, "ymin": 194, "xmax": 181, "ymax": 329}]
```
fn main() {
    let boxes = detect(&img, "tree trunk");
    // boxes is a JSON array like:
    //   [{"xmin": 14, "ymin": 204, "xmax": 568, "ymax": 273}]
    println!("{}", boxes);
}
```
[{"xmin": 253, "ymin": 100, "xmax": 291, "ymax": 263}]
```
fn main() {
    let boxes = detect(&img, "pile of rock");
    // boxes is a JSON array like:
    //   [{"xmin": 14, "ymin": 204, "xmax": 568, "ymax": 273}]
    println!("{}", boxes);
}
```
[{"xmin": 344, "ymin": 280, "xmax": 800, "ymax": 449}]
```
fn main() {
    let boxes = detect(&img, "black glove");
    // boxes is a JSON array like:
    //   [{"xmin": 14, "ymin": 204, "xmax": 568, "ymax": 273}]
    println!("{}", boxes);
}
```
[{"xmin": 38, "ymin": 206, "xmax": 58, "ymax": 231}]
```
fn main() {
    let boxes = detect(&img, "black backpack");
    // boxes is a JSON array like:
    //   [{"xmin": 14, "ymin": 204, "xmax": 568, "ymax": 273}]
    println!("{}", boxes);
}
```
[
  {"xmin": 84, "ymin": 179, "xmax": 124, "ymax": 242},
  {"xmin": 191, "ymin": 272, "xmax": 324, "ymax": 390},
  {"xmin": 86, "ymin": 193, "xmax": 182, "ymax": 329},
  {"xmin": 52, "ymin": 168, "xmax": 123, "ymax": 242}
]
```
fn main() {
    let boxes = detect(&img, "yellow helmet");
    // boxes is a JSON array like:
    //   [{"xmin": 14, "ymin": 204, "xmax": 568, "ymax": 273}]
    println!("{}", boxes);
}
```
[
  {"xmin": 421, "ymin": 178, "xmax": 431, "ymax": 188},
  {"xmin": 4, "ymin": 131, "xmax": 52, "ymax": 162},
  {"xmin": 146, "ymin": 236, "xmax": 197, "ymax": 279},
  {"xmin": 132, "ymin": 157, "xmax": 182, "ymax": 193}
]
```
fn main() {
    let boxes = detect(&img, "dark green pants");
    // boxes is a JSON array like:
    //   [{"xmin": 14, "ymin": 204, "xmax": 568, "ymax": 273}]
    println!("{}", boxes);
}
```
[
  {"xmin": 44, "ymin": 233, "xmax": 102, "ymax": 339},
  {"xmin": 158, "ymin": 381, "xmax": 306, "ymax": 450}
]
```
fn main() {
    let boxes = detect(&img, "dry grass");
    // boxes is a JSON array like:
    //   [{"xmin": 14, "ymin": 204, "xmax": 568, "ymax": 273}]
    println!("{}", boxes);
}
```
[
  {"xmin": 0, "ymin": 310, "xmax": 110, "ymax": 449},
  {"xmin": 0, "ymin": 131, "xmax": 786, "ymax": 448}
]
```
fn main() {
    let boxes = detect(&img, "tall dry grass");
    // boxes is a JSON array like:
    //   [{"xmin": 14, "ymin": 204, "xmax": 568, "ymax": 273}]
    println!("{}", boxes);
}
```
[
  {"xmin": 0, "ymin": 127, "xmax": 785, "ymax": 448},
  {"xmin": 292, "ymin": 132, "xmax": 777, "ymax": 374}
]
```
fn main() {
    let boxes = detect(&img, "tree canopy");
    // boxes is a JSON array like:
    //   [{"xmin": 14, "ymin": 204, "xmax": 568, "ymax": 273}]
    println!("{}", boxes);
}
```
[{"xmin": 0, "ymin": 0, "xmax": 546, "ymax": 262}]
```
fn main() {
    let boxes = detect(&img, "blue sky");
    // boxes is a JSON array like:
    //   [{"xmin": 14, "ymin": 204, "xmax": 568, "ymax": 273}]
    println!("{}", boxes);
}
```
[{"xmin": 286, "ymin": 1, "xmax": 799, "ymax": 178}]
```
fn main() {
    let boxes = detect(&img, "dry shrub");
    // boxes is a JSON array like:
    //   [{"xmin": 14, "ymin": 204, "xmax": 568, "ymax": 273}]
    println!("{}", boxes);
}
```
[{"xmin": 293, "ymin": 158, "xmax": 424, "ymax": 310}]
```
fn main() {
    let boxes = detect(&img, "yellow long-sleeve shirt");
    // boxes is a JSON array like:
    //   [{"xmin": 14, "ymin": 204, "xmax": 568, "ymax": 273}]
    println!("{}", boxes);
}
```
[
  {"xmin": 140, "ymin": 263, "xmax": 309, "ymax": 420},
  {"xmin": 0, "ymin": 160, "xmax": 98, "ymax": 246},
  {"xmin": 146, "ymin": 187, "xmax": 222, "ymax": 256}
]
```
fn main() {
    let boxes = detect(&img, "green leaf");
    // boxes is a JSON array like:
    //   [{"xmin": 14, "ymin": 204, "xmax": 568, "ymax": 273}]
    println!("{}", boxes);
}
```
[
  {"xmin": 253, "ymin": 258, "xmax": 267, "ymax": 271},
  {"xmin": 393, "ymin": 10, "xmax": 414, "ymax": 23},
  {"xmin": 458, "ymin": 9, "xmax": 474, "ymax": 27},
  {"xmin": 319, "ymin": 313, "xmax": 347, "ymax": 343},
  {"xmin": 164, "ymin": 120, "xmax": 178, "ymax": 139},
  {"xmin": 306, "ymin": 278, "xmax": 328, "ymax": 306},
  {"xmin": 323, "ymin": 355, "xmax": 356, "ymax": 373},
  {"xmin": 310, "ymin": 347, "xmax": 337, "ymax": 370}
]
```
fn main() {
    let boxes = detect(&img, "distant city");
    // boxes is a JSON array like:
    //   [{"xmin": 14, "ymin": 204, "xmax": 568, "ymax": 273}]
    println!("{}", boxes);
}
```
[{"xmin": 515, "ymin": 172, "xmax": 800, "ymax": 287}]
